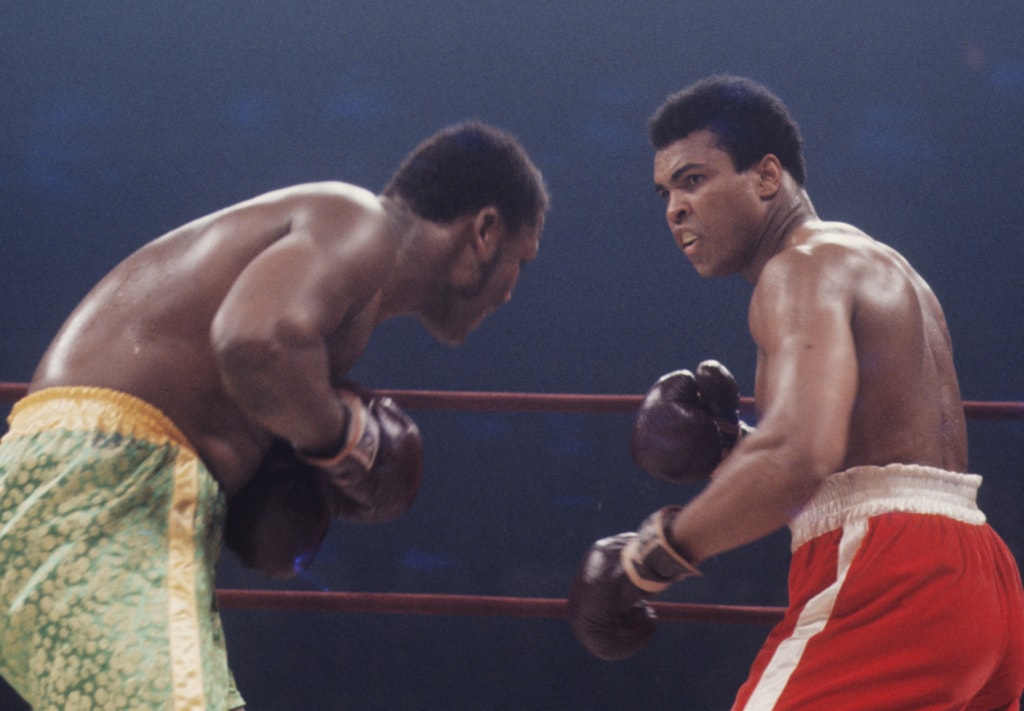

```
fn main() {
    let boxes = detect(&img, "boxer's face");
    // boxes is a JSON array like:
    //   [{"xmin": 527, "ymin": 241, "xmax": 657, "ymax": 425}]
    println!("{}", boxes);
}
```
[
  {"xmin": 421, "ymin": 219, "xmax": 541, "ymax": 345},
  {"xmin": 653, "ymin": 129, "xmax": 764, "ymax": 279}
]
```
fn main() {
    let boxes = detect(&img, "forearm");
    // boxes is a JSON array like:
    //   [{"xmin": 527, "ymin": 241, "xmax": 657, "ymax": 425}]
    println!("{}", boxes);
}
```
[
  {"xmin": 216, "ymin": 335, "xmax": 348, "ymax": 453},
  {"xmin": 667, "ymin": 433, "xmax": 827, "ymax": 564}
]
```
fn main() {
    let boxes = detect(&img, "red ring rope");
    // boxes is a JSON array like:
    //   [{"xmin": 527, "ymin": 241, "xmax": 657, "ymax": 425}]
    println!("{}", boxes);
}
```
[
  {"xmin": 2, "ymin": 380, "xmax": 1022, "ymax": 624},
  {"xmin": 216, "ymin": 589, "xmax": 786, "ymax": 625},
  {"xmin": 3, "ymin": 382, "xmax": 1023, "ymax": 419}
]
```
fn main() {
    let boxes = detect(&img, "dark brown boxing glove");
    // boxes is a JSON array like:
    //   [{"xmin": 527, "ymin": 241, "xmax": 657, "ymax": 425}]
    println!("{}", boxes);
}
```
[
  {"xmin": 568, "ymin": 506, "xmax": 700, "ymax": 660},
  {"xmin": 631, "ymin": 360, "xmax": 750, "ymax": 483},
  {"xmin": 224, "ymin": 438, "xmax": 333, "ymax": 578},
  {"xmin": 693, "ymin": 359, "xmax": 747, "ymax": 453},
  {"xmin": 300, "ymin": 385, "xmax": 424, "ymax": 523},
  {"xmin": 631, "ymin": 369, "xmax": 723, "ymax": 483}
]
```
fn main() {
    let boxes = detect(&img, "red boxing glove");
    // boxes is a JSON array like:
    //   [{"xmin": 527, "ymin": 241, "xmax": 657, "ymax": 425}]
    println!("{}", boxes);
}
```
[
  {"xmin": 568, "ymin": 506, "xmax": 700, "ymax": 660},
  {"xmin": 301, "ymin": 386, "xmax": 423, "ymax": 523},
  {"xmin": 224, "ymin": 439, "xmax": 333, "ymax": 578}
]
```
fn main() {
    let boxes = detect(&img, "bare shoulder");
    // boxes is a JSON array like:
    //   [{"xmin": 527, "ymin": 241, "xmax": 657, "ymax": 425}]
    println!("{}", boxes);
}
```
[
  {"xmin": 757, "ymin": 220, "xmax": 910, "ymax": 293},
  {"xmin": 220, "ymin": 181, "xmax": 385, "ymax": 226},
  {"xmin": 199, "ymin": 182, "xmax": 395, "ymax": 274},
  {"xmin": 150, "ymin": 182, "xmax": 386, "ymax": 253},
  {"xmin": 281, "ymin": 182, "xmax": 394, "ymax": 260},
  {"xmin": 273, "ymin": 180, "xmax": 382, "ymax": 212},
  {"xmin": 755, "ymin": 223, "xmax": 856, "ymax": 299},
  {"xmin": 749, "ymin": 220, "xmax": 915, "ymax": 342}
]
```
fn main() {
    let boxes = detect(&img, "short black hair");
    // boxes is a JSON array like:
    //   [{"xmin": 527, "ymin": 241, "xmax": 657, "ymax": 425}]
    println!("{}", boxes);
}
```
[
  {"xmin": 648, "ymin": 75, "xmax": 807, "ymax": 186},
  {"xmin": 383, "ymin": 121, "xmax": 549, "ymax": 234}
]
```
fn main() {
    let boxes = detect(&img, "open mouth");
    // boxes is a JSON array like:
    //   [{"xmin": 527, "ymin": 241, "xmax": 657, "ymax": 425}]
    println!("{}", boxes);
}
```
[{"xmin": 676, "ymin": 231, "xmax": 699, "ymax": 251}]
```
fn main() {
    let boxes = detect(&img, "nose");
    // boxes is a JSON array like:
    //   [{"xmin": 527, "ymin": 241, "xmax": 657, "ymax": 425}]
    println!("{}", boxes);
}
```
[{"xmin": 666, "ymin": 193, "xmax": 688, "ymax": 225}]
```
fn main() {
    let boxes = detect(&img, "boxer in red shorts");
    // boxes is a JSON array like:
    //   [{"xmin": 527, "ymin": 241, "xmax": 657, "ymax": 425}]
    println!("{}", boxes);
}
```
[{"xmin": 568, "ymin": 75, "xmax": 1024, "ymax": 709}]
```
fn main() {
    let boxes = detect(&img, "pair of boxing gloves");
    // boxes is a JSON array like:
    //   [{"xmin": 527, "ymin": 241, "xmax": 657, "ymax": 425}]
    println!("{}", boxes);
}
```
[
  {"xmin": 224, "ymin": 383, "xmax": 423, "ymax": 578},
  {"xmin": 225, "ymin": 361, "xmax": 745, "ymax": 659},
  {"xmin": 569, "ymin": 360, "xmax": 751, "ymax": 660}
]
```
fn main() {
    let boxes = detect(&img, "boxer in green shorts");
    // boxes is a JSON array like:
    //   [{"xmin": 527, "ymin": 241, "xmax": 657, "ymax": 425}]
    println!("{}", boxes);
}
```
[
  {"xmin": 1, "ymin": 122, "xmax": 548, "ymax": 708},
  {"xmin": 0, "ymin": 387, "xmax": 243, "ymax": 710}
]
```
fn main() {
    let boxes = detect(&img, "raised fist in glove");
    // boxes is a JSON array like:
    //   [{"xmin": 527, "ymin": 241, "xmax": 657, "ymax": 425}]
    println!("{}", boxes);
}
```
[
  {"xmin": 300, "ymin": 384, "xmax": 424, "ymax": 523},
  {"xmin": 568, "ymin": 506, "xmax": 699, "ymax": 660},
  {"xmin": 224, "ymin": 438, "xmax": 333, "ymax": 578},
  {"xmin": 631, "ymin": 359, "xmax": 746, "ymax": 483}
]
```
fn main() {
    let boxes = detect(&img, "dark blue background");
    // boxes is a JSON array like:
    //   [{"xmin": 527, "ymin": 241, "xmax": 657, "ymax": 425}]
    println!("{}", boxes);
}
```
[{"xmin": 2, "ymin": 2, "xmax": 1022, "ymax": 709}]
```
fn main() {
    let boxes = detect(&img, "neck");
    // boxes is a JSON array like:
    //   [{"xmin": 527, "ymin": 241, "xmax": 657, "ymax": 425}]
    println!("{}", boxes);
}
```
[
  {"xmin": 374, "ymin": 197, "xmax": 448, "ymax": 324},
  {"xmin": 373, "ymin": 197, "xmax": 415, "ymax": 323},
  {"xmin": 380, "ymin": 195, "xmax": 414, "ymax": 243},
  {"xmin": 740, "ymin": 187, "xmax": 817, "ymax": 283}
]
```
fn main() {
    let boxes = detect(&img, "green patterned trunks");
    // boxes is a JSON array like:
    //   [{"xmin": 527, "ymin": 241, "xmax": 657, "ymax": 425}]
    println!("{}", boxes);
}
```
[{"xmin": 0, "ymin": 387, "xmax": 246, "ymax": 710}]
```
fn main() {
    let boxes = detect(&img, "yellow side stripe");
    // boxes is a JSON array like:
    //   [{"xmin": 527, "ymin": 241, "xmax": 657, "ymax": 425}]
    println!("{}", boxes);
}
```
[
  {"xmin": 168, "ymin": 452, "xmax": 207, "ymax": 710},
  {"xmin": 7, "ymin": 386, "xmax": 211, "ymax": 707}
]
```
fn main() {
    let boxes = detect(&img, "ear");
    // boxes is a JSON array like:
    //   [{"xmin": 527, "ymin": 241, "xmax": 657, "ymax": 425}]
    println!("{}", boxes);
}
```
[
  {"xmin": 754, "ymin": 155, "xmax": 784, "ymax": 199},
  {"xmin": 470, "ymin": 206, "xmax": 503, "ymax": 262}
]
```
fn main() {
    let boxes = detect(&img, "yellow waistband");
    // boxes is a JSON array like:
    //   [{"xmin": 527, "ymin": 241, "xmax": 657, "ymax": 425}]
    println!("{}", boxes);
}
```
[{"xmin": 6, "ymin": 386, "xmax": 193, "ymax": 452}]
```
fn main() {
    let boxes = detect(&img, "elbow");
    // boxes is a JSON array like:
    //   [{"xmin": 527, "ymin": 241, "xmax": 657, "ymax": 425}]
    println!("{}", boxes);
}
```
[
  {"xmin": 781, "ymin": 442, "xmax": 846, "ymax": 509},
  {"xmin": 211, "ymin": 313, "xmax": 291, "ymax": 407},
  {"xmin": 211, "ymin": 308, "xmax": 315, "ymax": 382},
  {"xmin": 789, "ymin": 452, "xmax": 834, "ymax": 493},
  {"xmin": 212, "ymin": 334, "xmax": 284, "ymax": 412},
  {"xmin": 791, "ymin": 441, "xmax": 843, "ymax": 481},
  {"xmin": 214, "ymin": 334, "xmax": 278, "ymax": 379},
  {"xmin": 212, "ymin": 313, "xmax": 274, "ymax": 379},
  {"xmin": 211, "ymin": 310, "xmax": 324, "ymax": 415},
  {"xmin": 749, "ymin": 429, "xmax": 843, "ymax": 513}
]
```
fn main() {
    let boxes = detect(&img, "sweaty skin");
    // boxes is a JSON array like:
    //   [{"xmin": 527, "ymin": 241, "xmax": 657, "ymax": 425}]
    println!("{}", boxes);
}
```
[
  {"xmin": 30, "ymin": 182, "xmax": 540, "ymax": 496},
  {"xmin": 652, "ymin": 130, "xmax": 966, "ymax": 563}
]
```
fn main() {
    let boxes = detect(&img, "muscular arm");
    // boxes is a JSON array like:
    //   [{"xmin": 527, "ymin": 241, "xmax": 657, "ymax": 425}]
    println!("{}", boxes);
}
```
[
  {"xmin": 669, "ymin": 246, "xmax": 859, "ymax": 563},
  {"xmin": 210, "ymin": 187, "xmax": 392, "ymax": 454}
]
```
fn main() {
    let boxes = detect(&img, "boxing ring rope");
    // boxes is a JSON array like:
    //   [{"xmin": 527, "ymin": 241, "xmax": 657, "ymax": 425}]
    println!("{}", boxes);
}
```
[
  {"xmin": 3, "ymin": 381, "xmax": 1023, "ymax": 626},
  {"xmin": 213, "ymin": 589, "xmax": 787, "ymax": 625},
  {"xmin": 3, "ymin": 382, "xmax": 1024, "ymax": 419}
]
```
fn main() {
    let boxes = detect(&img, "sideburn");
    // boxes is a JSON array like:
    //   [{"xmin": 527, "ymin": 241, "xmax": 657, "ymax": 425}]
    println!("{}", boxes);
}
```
[{"xmin": 455, "ymin": 244, "xmax": 502, "ymax": 300}]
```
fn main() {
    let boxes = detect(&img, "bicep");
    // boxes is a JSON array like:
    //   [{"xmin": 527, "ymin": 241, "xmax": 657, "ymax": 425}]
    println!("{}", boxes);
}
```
[
  {"xmin": 215, "ymin": 236, "xmax": 345, "ymax": 348},
  {"xmin": 750, "ymin": 259, "xmax": 858, "ymax": 474}
]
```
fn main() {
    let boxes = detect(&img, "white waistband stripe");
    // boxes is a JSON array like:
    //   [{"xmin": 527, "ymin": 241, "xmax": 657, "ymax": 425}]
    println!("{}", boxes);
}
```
[{"xmin": 789, "ymin": 464, "xmax": 985, "ymax": 552}]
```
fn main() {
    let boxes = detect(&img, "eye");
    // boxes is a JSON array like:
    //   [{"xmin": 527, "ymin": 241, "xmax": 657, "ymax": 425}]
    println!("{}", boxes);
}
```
[{"xmin": 684, "ymin": 173, "xmax": 705, "ymax": 187}]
